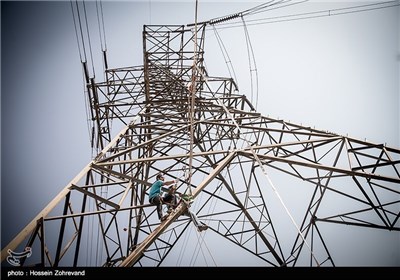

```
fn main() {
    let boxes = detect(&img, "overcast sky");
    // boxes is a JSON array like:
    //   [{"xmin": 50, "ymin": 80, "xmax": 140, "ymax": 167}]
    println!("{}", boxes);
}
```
[{"xmin": 1, "ymin": 0, "xmax": 399, "ymax": 267}]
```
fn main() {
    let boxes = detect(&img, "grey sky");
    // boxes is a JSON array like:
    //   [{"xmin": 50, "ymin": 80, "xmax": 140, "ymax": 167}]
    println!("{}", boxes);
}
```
[{"xmin": 1, "ymin": 0, "xmax": 399, "ymax": 266}]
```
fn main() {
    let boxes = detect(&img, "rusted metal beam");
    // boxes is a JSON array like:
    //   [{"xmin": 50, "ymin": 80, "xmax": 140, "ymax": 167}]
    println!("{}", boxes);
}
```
[{"xmin": 119, "ymin": 151, "xmax": 236, "ymax": 267}]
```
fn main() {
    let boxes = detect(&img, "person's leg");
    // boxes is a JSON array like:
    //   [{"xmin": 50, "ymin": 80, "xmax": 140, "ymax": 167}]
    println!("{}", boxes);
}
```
[
  {"xmin": 188, "ymin": 210, "xmax": 200, "ymax": 227},
  {"xmin": 163, "ymin": 194, "xmax": 178, "ymax": 214},
  {"xmin": 186, "ymin": 208, "xmax": 208, "ymax": 232},
  {"xmin": 151, "ymin": 195, "xmax": 163, "ymax": 220},
  {"xmin": 171, "ymin": 194, "xmax": 177, "ymax": 206},
  {"xmin": 163, "ymin": 194, "xmax": 172, "ymax": 213}
]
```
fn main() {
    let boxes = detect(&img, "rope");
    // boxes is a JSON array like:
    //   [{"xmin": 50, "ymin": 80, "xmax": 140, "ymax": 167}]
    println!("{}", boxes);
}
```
[
  {"xmin": 186, "ymin": 0, "xmax": 199, "ymax": 197},
  {"xmin": 189, "ymin": 193, "xmax": 219, "ymax": 266},
  {"xmin": 190, "ymin": 229, "xmax": 217, "ymax": 266},
  {"xmin": 194, "ymin": 64, "xmax": 321, "ymax": 266},
  {"xmin": 95, "ymin": 212, "xmax": 101, "ymax": 265},
  {"xmin": 178, "ymin": 3, "xmax": 220, "ymax": 265},
  {"xmin": 175, "ymin": 217, "xmax": 193, "ymax": 265},
  {"xmin": 88, "ymin": 196, "xmax": 95, "ymax": 265}
]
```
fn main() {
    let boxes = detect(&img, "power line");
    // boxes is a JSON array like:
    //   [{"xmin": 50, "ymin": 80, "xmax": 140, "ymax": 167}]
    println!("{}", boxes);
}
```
[
  {"xmin": 82, "ymin": 0, "xmax": 96, "ymax": 78},
  {"xmin": 96, "ymin": 0, "xmax": 107, "ymax": 52},
  {"xmin": 210, "ymin": 1, "xmax": 399, "ymax": 30},
  {"xmin": 70, "ymin": 0, "xmax": 87, "ymax": 63},
  {"xmin": 241, "ymin": 16, "xmax": 259, "ymax": 110},
  {"xmin": 212, "ymin": 25, "xmax": 239, "ymax": 87},
  {"xmin": 241, "ymin": 0, "xmax": 306, "ymax": 17}
]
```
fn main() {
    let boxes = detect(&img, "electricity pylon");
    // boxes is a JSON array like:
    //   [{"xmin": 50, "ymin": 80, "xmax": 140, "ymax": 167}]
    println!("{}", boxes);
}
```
[{"xmin": 2, "ymin": 23, "xmax": 399, "ymax": 267}]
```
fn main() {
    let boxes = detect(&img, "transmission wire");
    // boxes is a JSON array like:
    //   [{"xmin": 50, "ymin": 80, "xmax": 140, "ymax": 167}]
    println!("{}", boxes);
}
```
[
  {"xmin": 241, "ymin": 16, "xmax": 259, "ymax": 110},
  {"xmin": 70, "ymin": 0, "xmax": 85, "ymax": 62},
  {"xmin": 211, "ymin": 25, "xmax": 238, "ymax": 85},
  {"xmin": 82, "ymin": 0, "xmax": 96, "ymax": 78},
  {"xmin": 98, "ymin": 0, "xmax": 108, "ymax": 51},
  {"xmin": 242, "ymin": 0, "xmax": 305, "ymax": 17},
  {"xmin": 211, "ymin": 1, "xmax": 399, "ymax": 30}
]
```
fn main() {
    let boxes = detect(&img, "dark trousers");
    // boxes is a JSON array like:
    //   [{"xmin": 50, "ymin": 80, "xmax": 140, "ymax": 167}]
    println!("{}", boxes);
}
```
[
  {"xmin": 163, "ymin": 194, "xmax": 177, "ymax": 205},
  {"xmin": 149, "ymin": 195, "xmax": 163, "ymax": 220}
]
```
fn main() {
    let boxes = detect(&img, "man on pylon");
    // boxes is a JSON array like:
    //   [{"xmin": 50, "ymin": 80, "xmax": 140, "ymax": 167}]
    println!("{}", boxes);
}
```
[
  {"xmin": 148, "ymin": 173, "xmax": 208, "ymax": 231},
  {"xmin": 148, "ymin": 173, "xmax": 177, "ymax": 221}
]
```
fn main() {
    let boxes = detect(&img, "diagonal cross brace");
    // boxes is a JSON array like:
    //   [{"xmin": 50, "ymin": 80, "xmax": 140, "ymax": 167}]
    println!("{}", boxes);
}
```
[
  {"xmin": 1, "ymin": 112, "xmax": 146, "ymax": 263},
  {"xmin": 119, "ymin": 151, "xmax": 236, "ymax": 267}
]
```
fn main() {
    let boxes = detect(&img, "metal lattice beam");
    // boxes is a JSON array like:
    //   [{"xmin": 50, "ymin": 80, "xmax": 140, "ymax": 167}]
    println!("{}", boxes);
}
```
[{"xmin": 2, "ymin": 24, "xmax": 399, "ymax": 267}]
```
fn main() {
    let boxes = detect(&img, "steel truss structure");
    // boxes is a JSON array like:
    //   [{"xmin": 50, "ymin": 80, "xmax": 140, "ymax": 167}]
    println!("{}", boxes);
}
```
[{"xmin": 2, "ymin": 24, "xmax": 399, "ymax": 267}]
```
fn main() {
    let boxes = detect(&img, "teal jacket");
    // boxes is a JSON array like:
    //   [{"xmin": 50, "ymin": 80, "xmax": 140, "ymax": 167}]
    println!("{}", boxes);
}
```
[{"xmin": 149, "ymin": 180, "xmax": 164, "ymax": 201}]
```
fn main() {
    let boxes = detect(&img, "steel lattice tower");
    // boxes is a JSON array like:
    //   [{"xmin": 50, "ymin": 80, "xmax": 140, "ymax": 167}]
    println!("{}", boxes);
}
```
[{"xmin": 2, "ymin": 23, "xmax": 399, "ymax": 267}]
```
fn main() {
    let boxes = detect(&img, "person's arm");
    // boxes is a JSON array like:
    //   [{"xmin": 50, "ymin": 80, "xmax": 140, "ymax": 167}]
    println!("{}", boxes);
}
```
[
  {"xmin": 163, "ymin": 180, "xmax": 176, "ymax": 186},
  {"xmin": 161, "ymin": 179, "xmax": 178, "ymax": 192}
]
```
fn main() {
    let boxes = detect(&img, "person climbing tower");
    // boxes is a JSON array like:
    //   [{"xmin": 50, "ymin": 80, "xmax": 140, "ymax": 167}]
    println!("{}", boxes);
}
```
[
  {"xmin": 148, "ymin": 172, "xmax": 208, "ymax": 231},
  {"xmin": 148, "ymin": 173, "xmax": 177, "ymax": 221}
]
